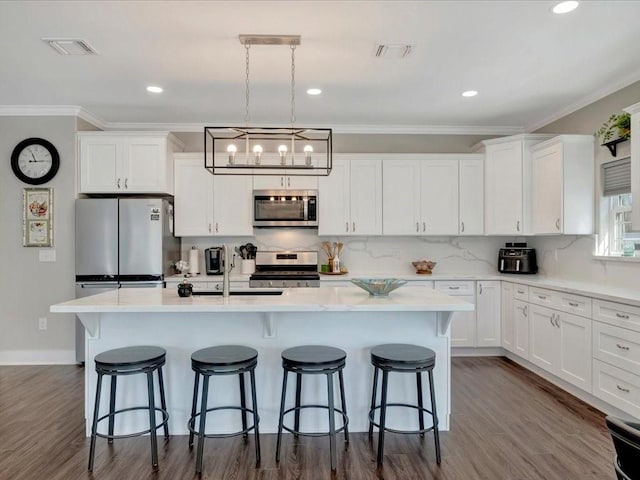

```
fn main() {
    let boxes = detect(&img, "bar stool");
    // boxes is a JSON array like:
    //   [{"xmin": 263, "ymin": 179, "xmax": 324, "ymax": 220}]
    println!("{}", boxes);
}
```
[
  {"xmin": 276, "ymin": 345, "xmax": 349, "ymax": 471},
  {"xmin": 368, "ymin": 343, "xmax": 440, "ymax": 466},
  {"xmin": 88, "ymin": 345, "xmax": 169, "ymax": 471},
  {"xmin": 188, "ymin": 345, "xmax": 260, "ymax": 474}
]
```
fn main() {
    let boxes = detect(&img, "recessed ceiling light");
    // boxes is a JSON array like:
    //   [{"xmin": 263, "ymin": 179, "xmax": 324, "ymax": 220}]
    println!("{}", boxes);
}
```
[
  {"xmin": 553, "ymin": 1, "xmax": 579, "ymax": 14},
  {"xmin": 147, "ymin": 86, "xmax": 163, "ymax": 94},
  {"xmin": 307, "ymin": 88, "xmax": 322, "ymax": 96},
  {"xmin": 462, "ymin": 90, "xmax": 478, "ymax": 97}
]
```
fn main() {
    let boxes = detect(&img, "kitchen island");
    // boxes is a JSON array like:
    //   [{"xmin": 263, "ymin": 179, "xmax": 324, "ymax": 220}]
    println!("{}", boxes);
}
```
[{"xmin": 51, "ymin": 286, "xmax": 473, "ymax": 436}]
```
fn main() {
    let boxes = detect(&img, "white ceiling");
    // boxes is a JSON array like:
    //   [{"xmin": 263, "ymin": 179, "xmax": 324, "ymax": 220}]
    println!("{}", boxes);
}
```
[{"xmin": 1, "ymin": 0, "xmax": 640, "ymax": 133}]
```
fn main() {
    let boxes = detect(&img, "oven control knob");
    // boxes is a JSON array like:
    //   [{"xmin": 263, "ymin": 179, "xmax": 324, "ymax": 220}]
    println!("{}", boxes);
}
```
[
  {"xmin": 297, "ymin": 281, "xmax": 302, "ymax": 287},
  {"xmin": 305, "ymin": 281, "xmax": 310, "ymax": 287}
]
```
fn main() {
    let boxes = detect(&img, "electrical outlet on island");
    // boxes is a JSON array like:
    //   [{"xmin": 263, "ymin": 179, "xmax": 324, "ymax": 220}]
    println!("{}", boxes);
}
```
[{"xmin": 38, "ymin": 317, "xmax": 47, "ymax": 330}]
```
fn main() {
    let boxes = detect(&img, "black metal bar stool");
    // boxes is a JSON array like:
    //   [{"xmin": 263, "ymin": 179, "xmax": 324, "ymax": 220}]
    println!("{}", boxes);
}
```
[
  {"xmin": 88, "ymin": 345, "xmax": 169, "ymax": 471},
  {"xmin": 187, "ymin": 345, "xmax": 260, "ymax": 474},
  {"xmin": 368, "ymin": 343, "xmax": 440, "ymax": 466},
  {"xmin": 276, "ymin": 345, "xmax": 349, "ymax": 471}
]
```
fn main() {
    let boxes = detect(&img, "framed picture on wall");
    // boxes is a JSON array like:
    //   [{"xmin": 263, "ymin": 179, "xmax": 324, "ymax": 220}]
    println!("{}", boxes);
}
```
[{"xmin": 23, "ymin": 187, "xmax": 53, "ymax": 247}]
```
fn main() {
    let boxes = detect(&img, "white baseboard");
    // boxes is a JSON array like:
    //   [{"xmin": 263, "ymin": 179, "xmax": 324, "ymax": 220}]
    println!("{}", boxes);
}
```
[
  {"xmin": 0, "ymin": 349, "xmax": 76, "ymax": 365},
  {"xmin": 452, "ymin": 346, "xmax": 506, "ymax": 357}
]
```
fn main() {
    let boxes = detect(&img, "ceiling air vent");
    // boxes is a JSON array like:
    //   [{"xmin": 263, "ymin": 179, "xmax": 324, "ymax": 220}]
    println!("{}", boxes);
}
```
[
  {"xmin": 42, "ymin": 38, "xmax": 98, "ymax": 55},
  {"xmin": 375, "ymin": 44, "xmax": 413, "ymax": 58}
]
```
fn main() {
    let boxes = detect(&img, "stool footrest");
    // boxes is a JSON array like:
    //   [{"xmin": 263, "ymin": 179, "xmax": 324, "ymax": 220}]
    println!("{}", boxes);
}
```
[
  {"xmin": 188, "ymin": 406, "xmax": 259, "ymax": 439},
  {"xmin": 95, "ymin": 406, "xmax": 169, "ymax": 440},
  {"xmin": 282, "ymin": 404, "xmax": 349, "ymax": 437},
  {"xmin": 369, "ymin": 403, "xmax": 438, "ymax": 435}
]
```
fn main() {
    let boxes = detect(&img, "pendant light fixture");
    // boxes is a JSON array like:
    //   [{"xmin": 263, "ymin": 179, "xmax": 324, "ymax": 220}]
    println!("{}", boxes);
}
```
[{"xmin": 205, "ymin": 34, "xmax": 332, "ymax": 176}]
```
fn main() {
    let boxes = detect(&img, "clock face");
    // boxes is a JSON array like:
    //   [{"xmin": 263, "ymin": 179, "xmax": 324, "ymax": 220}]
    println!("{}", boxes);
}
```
[{"xmin": 11, "ymin": 138, "xmax": 60, "ymax": 185}]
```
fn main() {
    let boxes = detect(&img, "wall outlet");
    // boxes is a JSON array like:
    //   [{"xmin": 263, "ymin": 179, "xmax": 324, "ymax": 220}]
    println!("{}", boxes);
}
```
[{"xmin": 38, "ymin": 317, "xmax": 47, "ymax": 330}]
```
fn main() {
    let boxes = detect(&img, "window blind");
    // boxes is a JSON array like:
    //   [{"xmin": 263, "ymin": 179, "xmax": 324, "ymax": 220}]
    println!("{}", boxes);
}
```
[{"xmin": 602, "ymin": 157, "xmax": 631, "ymax": 196}]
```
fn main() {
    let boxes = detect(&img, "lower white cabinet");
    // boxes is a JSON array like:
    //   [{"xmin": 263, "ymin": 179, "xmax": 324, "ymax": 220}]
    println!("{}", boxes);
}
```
[
  {"xmin": 436, "ymin": 281, "xmax": 475, "ymax": 347},
  {"xmin": 530, "ymin": 304, "xmax": 558, "ymax": 371},
  {"xmin": 592, "ymin": 359, "xmax": 640, "ymax": 419},
  {"xmin": 513, "ymin": 299, "xmax": 530, "ymax": 359},
  {"xmin": 476, "ymin": 281, "xmax": 501, "ymax": 346},
  {"xmin": 501, "ymin": 282, "xmax": 515, "ymax": 352}
]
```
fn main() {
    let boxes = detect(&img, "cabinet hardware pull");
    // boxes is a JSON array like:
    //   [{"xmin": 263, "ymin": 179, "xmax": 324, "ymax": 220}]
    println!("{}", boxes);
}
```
[
  {"xmin": 538, "ymin": 295, "xmax": 547, "ymax": 300},
  {"xmin": 449, "ymin": 286, "xmax": 460, "ymax": 290},
  {"xmin": 461, "ymin": 221, "xmax": 465, "ymax": 233},
  {"xmin": 215, "ymin": 284, "xmax": 220, "ymax": 290},
  {"xmin": 117, "ymin": 178, "xmax": 121, "ymax": 189},
  {"xmin": 479, "ymin": 284, "xmax": 483, "ymax": 295},
  {"xmin": 616, "ymin": 385, "xmax": 630, "ymax": 393},
  {"xmin": 523, "ymin": 305, "xmax": 528, "ymax": 317},
  {"xmin": 124, "ymin": 178, "xmax": 128, "ymax": 189},
  {"xmin": 281, "ymin": 177, "xmax": 284, "ymax": 187},
  {"xmin": 517, "ymin": 289, "xmax": 525, "ymax": 294},
  {"xmin": 616, "ymin": 343, "xmax": 630, "ymax": 351},
  {"xmin": 616, "ymin": 313, "xmax": 630, "ymax": 319},
  {"xmin": 353, "ymin": 222, "xmax": 356, "ymax": 232},
  {"xmin": 215, "ymin": 223, "xmax": 219, "ymax": 233},
  {"xmin": 516, "ymin": 221, "xmax": 520, "ymax": 232},
  {"xmin": 416, "ymin": 222, "xmax": 419, "ymax": 232},
  {"xmin": 568, "ymin": 302, "xmax": 579, "ymax": 307},
  {"xmin": 287, "ymin": 177, "xmax": 291, "ymax": 187},
  {"xmin": 423, "ymin": 222, "xmax": 426, "ymax": 232},
  {"xmin": 549, "ymin": 315, "xmax": 554, "ymax": 327},
  {"xmin": 208, "ymin": 223, "xmax": 211, "ymax": 233},
  {"xmin": 346, "ymin": 222, "xmax": 349, "ymax": 232},
  {"xmin": 555, "ymin": 314, "xmax": 560, "ymax": 328},
  {"xmin": 556, "ymin": 218, "xmax": 560, "ymax": 230}
]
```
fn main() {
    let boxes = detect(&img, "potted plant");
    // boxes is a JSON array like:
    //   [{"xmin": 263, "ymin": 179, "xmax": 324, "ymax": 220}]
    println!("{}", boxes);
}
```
[{"xmin": 594, "ymin": 112, "xmax": 631, "ymax": 144}]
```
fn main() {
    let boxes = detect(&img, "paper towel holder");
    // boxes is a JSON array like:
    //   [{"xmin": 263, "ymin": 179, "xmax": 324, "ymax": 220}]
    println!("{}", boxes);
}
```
[{"xmin": 189, "ymin": 245, "xmax": 200, "ymax": 275}]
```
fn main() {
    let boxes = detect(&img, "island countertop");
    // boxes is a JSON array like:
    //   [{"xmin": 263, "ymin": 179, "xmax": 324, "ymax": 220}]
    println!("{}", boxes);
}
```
[{"xmin": 50, "ymin": 286, "xmax": 474, "ymax": 314}]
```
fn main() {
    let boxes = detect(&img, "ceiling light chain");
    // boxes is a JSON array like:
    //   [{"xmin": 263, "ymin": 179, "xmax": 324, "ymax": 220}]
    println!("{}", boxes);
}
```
[
  {"xmin": 290, "ymin": 44, "xmax": 296, "ymax": 127},
  {"xmin": 245, "ymin": 44, "xmax": 251, "ymax": 126}
]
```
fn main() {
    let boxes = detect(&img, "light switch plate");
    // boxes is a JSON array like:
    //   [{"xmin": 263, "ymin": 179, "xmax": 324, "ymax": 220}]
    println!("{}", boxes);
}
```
[{"xmin": 39, "ymin": 249, "xmax": 56, "ymax": 262}]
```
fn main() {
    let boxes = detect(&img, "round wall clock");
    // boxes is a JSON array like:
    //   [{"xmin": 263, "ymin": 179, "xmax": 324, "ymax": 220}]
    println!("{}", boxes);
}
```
[{"xmin": 11, "ymin": 137, "xmax": 60, "ymax": 185}]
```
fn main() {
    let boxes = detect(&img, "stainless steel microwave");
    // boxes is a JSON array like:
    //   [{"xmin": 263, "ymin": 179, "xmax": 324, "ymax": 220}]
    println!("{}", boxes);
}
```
[{"xmin": 253, "ymin": 190, "xmax": 318, "ymax": 228}]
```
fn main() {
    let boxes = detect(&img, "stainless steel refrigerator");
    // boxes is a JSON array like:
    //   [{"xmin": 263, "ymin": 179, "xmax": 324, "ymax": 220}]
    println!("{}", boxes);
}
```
[{"xmin": 75, "ymin": 197, "xmax": 181, "ymax": 363}]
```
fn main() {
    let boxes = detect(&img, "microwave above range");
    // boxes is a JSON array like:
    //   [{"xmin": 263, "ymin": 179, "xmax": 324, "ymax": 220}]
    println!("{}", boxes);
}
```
[{"xmin": 253, "ymin": 189, "xmax": 318, "ymax": 228}]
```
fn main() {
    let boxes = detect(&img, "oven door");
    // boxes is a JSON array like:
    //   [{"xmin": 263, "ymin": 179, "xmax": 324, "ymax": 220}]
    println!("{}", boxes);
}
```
[{"xmin": 253, "ymin": 190, "xmax": 318, "ymax": 227}]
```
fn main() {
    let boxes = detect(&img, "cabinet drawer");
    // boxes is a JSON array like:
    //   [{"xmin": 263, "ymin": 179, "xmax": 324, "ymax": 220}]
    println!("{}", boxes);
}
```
[
  {"xmin": 593, "ymin": 300, "xmax": 640, "ymax": 333},
  {"xmin": 435, "ymin": 281, "xmax": 475, "ymax": 296},
  {"xmin": 593, "ymin": 321, "xmax": 640, "ymax": 374},
  {"xmin": 513, "ymin": 284, "xmax": 529, "ymax": 301},
  {"xmin": 555, "ymin": 291, "xmax": 591, "ymax": 318},
  {"xmin": 592, "ymin": 359, "xmax": 640, "ymax": 419},
  {"xmin": 529, "ymin": 287, "xmax": 556, "ymax": 307}
]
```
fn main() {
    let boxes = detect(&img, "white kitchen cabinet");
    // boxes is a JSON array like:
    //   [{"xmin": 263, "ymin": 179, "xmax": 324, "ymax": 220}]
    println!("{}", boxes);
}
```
[
  {"xmin": 79, "ymin": 132, "xmax": 182, "ymax": 194},
  {"xmin": 174, "ymin": 153, "xmax": 253, "ymax": 237},
  {"xmin": 530, "ymin": 135, "xmax": 594, "ymax": 234},
  {"xmin": 476, "ymin": 281, "xmax": 501, "ymax": 346},
  {"xmin": 253, "ymin": 172, "xmax": 317, "ymax": 190},
  {"xmin": 501, "ymin": 282, "xmax": 515, "ymax": 352},
  {"xmin": 383, "ymin": 156, "xmax": 459, "ymax": 235},
  {"xmin": 435, "ymin": 281, "xmax": 476, "ymax": 347},
  {"xmin": 458, "ymin": 156, "xmax": 484, "ymax": 235},
  {"xmin": 529, "ymin": 304, "xmax": 559, "ymax": 372},
  {"xmin": 478, "ymin": 134, "xmax": 552, "ymax": 235},
  {"xmin": 319, "ymin": 156, "xmax": 382, "ymax": 235},
  {"xmin": 513, "ymin": 299, "xmax": 530, "ymax": 359}
]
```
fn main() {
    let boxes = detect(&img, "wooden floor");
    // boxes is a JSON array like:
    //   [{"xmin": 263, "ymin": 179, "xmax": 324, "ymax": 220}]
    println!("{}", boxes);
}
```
[{"xmin": 0, "ymin": 357, "xmax": 615, "ymax": 479}]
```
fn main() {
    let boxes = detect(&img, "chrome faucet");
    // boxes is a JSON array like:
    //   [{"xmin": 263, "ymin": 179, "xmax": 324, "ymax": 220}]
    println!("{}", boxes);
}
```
[{"xmin": 222, "ymin": 244, "xmax": 234, "ymax": 297}]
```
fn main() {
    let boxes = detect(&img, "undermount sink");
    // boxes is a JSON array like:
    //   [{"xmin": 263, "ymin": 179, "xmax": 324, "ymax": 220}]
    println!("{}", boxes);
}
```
[{"xmin": 192, "ymin": 289, "xmax": 283, "ymax": 296}]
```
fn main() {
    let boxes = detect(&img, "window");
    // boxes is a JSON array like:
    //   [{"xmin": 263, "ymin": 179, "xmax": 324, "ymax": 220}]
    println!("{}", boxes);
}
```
[{"xmin": 609, "ymin": 193, "xmax": 632, "ymax": 254}]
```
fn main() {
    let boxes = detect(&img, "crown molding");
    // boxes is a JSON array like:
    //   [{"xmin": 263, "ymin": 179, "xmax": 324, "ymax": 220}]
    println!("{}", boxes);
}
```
[
  {"xmin": 624, "ymin": 101, "xmax": 640, "ymax": 115},
  {"xmin": 0, "ymin": 105, "xmax": 107, "ymax": 129}
]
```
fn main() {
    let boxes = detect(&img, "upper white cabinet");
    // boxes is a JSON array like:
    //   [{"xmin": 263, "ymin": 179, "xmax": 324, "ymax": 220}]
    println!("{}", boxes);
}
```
[
  {"xmin": 383, "ymin": 155, "xmax": 473, "ymax": 235},
  {"xmin": 458, "ymin": 156, "xmax": 484, "ymax": 235},
  {"xmin": 78, "ymin": 132, "xmax": 183, "ymax": 194},
  {"xmin": 253, "ymin": 172, "xmax": 318, "ymax": 190},
  {"xmin": 530, "ymin": 135, "xmax": 594, "ymax": 235},
  {"xmin": 174, "ymin": 153, "xmax": 253, "ymax": 237},
  {"xmin": 624, "ymin": 102, "xmax": 640, "ymax": 230},
  {"xmin": 318, "ymin": 156, "xmax": 382, "ymax": 235},
  {"xmin": 478, "ymin": 134, "xmax": 553, "ymax": 235}
]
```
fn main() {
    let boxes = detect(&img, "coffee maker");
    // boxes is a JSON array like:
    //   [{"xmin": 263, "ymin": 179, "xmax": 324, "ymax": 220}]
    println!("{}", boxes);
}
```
[{"xmin": 204, "ymin": 247, "xmax": 224, "ymax": 275}]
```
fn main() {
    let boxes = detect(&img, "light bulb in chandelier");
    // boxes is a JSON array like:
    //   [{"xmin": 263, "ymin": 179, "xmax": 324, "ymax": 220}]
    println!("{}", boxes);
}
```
[
  {"xmin": 227, "ymin": 144, "xmax": 237, "ymax": 165},
  {"xmin": 253, "ymin": 144, "xmax": 263, "ymax": 165},
  {"xmin": 304, "ymin": 145, "xmax": 313, "ymax": 166},
  {"xmin": 278, "ymin": 145, "xmax": 288, "ymax": 165}
]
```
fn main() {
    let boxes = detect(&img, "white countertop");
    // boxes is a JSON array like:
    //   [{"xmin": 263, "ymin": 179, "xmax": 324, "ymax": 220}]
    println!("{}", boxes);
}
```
[{"xmin": 51, "ymin": 286, "xmax": 475, "ymax": 314}]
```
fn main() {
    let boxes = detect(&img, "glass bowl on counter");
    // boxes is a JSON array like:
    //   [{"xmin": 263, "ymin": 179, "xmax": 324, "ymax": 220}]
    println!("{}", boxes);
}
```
[{"xmin": 350, "ymin": 278, "xmax": 407, "ymax": 296}]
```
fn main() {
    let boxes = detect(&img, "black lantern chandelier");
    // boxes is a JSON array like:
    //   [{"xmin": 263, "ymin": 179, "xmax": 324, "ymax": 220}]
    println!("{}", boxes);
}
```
[{"xmin": 205, "ymin": 34, "xmax": 332, "ymax": 176}]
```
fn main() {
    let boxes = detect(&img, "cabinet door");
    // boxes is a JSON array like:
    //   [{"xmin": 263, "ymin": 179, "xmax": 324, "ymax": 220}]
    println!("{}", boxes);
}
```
[
  {"xmin": 531, "ymin": 142, "xmax": 563, "ymax": 234},
  {"xmin": 122, "ymin": 137, "xmax": 167, "ymax": 192},
  {"xmin": 459, "ymin": 157, "xmax": 484, "ymax": 235},
  {"xmin": 286, "ymin": 174, "xmax": 318, "ymax": 190},
  {"xmin": 501, "ymin": 282, "xmax": 515, "ymax": 352},
  {"xmin": 557, "ymin": 311, "xmax": 592, "ymax": 390},
  {"xmin": 253, "ymin": 175, "xmax": 285, "ymax": 190},
  {"xmin": 253, "ymin": 174, "xmax": 317, "ymax": 190},
  {"xmin": 420, "ymin": 159, "xmax": 458, "ymax": 235},
  {"xmin": 350, "ymin": 159, "xmax": 382, "ymax": 235},
  {"xmin": 174, "ymin": 155, "xmax": 214, "ymax": 236},
  {"xmin": 212, "ymin": 175, "xmax": 253, "ymax": 236},
  {"xmin": 529, "ymin": 304, "xmax": 559, "ymax": 373},
  {"xmin": 476, "ymin": 281, "xmax": 501, "ymax": 346},
  {"xmin": 318, "ymin": 159, "xmax": 350, "ymax": 235},
  {"xmin": 513, "ymin": 300, "xmax": 530, "ymax": 359},
  {"xmin": 485, "ymin": 141, "xmax": 523, "ymax": 234},
  {"xmin": 79, "ymin": 137, "xmax": 121, "ymax": 193},
  {"xmin": 450, "ymin": 295, "xmax": 476, "ymax": 347},
  {"xmin": 382, "ymin": 160, "xmax": 421, "ymax": 235}
]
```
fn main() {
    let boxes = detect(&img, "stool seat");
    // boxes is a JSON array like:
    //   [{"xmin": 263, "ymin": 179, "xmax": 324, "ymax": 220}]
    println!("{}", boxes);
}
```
[
  {"xmin": 95, "ymin": 345, "xmax": 166, "ymax": 370},
  {"xmin": 282, "ymin": 345, "xmax": 346, "ymax": 369},
  {"xmin": 371, "ymin": 343, "xmax": 435, "ymax": 369},
  {"xmin": 192, "ymin": 345, "xmax": 258, "ymax": 370}
]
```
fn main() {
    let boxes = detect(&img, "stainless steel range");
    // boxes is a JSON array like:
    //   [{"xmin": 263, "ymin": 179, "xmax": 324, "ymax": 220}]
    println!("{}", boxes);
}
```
[{"xmin": 249, "ymin": 251, "xmax": 320, "ymax": 288}]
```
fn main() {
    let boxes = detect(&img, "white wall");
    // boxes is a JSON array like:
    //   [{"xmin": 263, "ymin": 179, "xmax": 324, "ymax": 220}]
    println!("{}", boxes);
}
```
[{"xmin": 0, "ymin": 117, "xmax": 77, "ymax": 364}]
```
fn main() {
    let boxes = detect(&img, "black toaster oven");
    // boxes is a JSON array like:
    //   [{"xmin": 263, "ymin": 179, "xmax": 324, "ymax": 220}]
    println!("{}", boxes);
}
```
[{"xmin": 498, "ymin": 244, "xmax": 538, "ymax": 274}]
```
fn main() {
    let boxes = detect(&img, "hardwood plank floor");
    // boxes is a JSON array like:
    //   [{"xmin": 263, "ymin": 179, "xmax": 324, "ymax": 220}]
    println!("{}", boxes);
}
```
[{"xmin": 0, "ymin": 358, "xmax": 615, "ymax": 479}]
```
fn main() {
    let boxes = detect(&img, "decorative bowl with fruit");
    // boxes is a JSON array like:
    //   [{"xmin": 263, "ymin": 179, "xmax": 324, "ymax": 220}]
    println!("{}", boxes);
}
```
[{"xmin": 412, "ymin": 260, "xmax": 437, "ymax": 275}]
